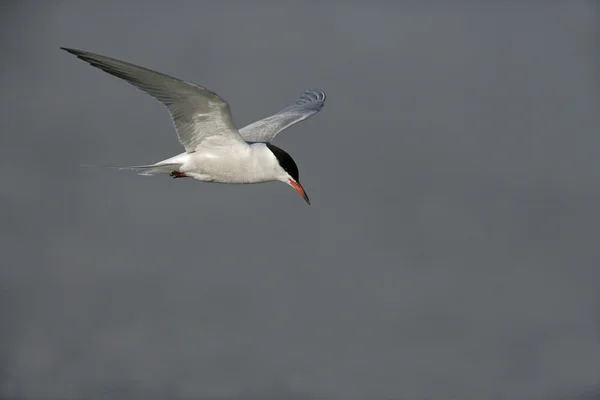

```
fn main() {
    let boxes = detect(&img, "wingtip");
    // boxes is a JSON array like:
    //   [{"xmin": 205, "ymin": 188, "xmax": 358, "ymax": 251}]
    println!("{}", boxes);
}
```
[
  {"xmin": 60, "ymin": 47, "xmax": 86, "ymax": 57},
  {"xmin": 303, "ymin": 88, "xmax": 326, "ymax": 102},
  {"xmin": 295, "ymin": 88, "xmax": 326, "ymax": 108}
]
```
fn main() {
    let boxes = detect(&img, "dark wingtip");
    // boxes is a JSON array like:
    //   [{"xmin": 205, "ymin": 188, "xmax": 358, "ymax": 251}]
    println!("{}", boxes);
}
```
[{"xmin": 60, "ymin": 47, "xmax": 89, "ymax": 60}]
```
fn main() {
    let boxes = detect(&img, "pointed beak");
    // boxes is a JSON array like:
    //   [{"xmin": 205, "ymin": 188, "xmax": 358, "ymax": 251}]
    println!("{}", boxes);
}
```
[{"xmin": 289, "ymin": 179, "xmax": 311, "ymax": 205}]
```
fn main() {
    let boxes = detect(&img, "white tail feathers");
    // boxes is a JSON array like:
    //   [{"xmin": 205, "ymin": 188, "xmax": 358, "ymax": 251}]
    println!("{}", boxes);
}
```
[{"xmin": 80, "ymin": 163, "xmax": 183, "ymax": 176}]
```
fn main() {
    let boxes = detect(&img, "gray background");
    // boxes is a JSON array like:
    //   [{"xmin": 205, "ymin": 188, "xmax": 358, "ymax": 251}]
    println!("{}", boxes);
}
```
[{"xmin": 1, "ymin": 2, "xmax": 599, "ymax": 400}]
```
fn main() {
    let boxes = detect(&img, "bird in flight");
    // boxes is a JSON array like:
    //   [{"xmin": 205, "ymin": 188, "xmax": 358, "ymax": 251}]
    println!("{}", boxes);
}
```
[{"xmin": 61, "ymin": 47, "xmax": 326, "ymax": 205}]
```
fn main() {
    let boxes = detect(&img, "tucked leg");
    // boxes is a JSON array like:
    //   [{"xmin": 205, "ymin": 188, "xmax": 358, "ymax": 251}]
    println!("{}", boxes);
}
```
[{"xmin": 170, "ymin": 171, "xmax": 188, "ymax": 178}]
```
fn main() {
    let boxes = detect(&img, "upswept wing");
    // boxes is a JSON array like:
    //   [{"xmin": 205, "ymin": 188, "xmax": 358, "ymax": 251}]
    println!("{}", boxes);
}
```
[
  {"xmin": 61, "ymin": 48, "xmax": 247, "ymax": 152},
  {"xmin": 239, "ymin": 89, "xmax": 326, "ymax": 143}
]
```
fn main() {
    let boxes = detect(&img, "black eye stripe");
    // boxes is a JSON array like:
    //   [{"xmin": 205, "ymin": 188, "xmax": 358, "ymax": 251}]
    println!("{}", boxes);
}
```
[{"xmin": 266, "ymin": 143, "xmax": 300, "ymax": 182}]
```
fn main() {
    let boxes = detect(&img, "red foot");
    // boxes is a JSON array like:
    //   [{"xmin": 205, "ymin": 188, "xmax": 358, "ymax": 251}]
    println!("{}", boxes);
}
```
[{"xmin": 170, "ymin": 171, "xmax": 188, "ymax": 179}]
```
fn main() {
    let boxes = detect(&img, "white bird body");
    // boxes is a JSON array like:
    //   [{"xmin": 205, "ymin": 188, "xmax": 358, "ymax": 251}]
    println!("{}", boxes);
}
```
[
  {"xmin": 153, "ymin": 143, "xmax": 282, "ymax": 184},
  {"xmin": 62, "ymin": 47, "xmax": 326, "ymax": 204}
]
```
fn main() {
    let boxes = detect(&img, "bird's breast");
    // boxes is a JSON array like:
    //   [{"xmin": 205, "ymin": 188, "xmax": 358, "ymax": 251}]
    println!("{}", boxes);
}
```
[{"xmin": 182, "ymin": 147, "xmax": 278, "ymax": 184}]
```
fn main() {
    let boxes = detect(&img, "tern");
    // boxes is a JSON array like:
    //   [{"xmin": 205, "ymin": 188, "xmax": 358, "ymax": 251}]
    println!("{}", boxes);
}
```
[{"xmin": 61, "ymin": 47, "xmax": 326, "ymax": 205}]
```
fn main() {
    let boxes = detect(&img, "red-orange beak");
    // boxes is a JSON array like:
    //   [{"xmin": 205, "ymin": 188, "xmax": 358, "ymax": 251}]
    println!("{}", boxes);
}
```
[{"xmin": 289, "ymin": 179, "xmax": 310, "ymax": 205}]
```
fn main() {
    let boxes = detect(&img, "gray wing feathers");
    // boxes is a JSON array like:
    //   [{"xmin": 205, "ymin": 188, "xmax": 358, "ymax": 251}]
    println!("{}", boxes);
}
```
[
  {"xmin": 239, "ymin": 89, "xmax": 326, "ymax": 143},
  {"xmin": 61, "ymin": 48, "xmax": 245, "ymax": 152}
]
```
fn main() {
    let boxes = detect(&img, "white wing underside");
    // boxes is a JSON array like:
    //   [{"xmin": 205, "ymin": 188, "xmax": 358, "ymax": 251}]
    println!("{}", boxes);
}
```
[{"xmin": 61, "ymin": 48, "xmax": 247, "ymax": 153}]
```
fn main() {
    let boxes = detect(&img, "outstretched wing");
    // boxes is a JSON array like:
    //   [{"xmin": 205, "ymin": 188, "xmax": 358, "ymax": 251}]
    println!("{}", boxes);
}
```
[
  {"xmin": 239, "ymin": 89, "xmax": 326, "ymax": 143},
  {"xmin": 61, "ymin": 47, "xmax": 247, "ymax": 152}
]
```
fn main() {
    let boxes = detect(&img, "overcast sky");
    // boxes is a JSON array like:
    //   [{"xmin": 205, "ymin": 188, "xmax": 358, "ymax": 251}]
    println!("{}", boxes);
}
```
[{"xmin": 1, "ymin": 2, "xmax": 600, "ymax": 400}]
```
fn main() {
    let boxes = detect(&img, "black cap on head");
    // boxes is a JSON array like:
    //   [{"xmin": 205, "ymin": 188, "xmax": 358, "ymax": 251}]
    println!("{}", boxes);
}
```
[{"xmin": 266, "ymin": 143, "xmax": 300, "ymax": 182}]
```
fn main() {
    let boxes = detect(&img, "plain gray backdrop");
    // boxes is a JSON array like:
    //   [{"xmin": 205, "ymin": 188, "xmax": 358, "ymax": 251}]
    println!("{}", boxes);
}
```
[{"xmin": 1, "ymin": 2, "xmax": 599, "ymax": 400}]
